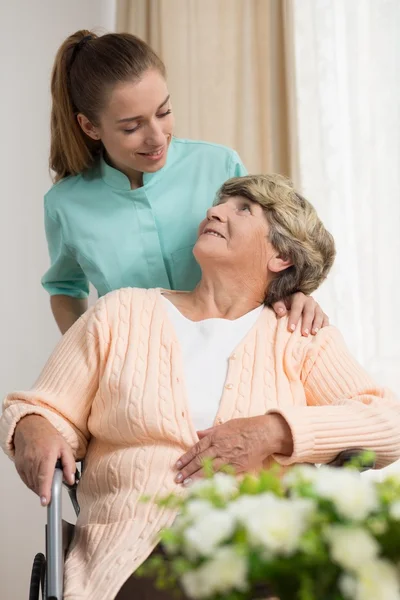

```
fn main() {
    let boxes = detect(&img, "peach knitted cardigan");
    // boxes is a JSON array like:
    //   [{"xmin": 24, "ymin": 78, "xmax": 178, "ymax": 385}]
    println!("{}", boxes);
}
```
[{"xmin": 1, "ymin": 288, "xmax": 400, "ymax": 600}]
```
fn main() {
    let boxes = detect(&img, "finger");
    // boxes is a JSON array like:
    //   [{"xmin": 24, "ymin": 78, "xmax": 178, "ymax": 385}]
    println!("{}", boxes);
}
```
[
  {"xmin": 60, "ymin": 446, "xmax": 76, "ymax": 486},
  {"xmin": 311, "ymin": 304, "xmax": 325, "ymax": 335},
  {"xmin": 284, "ymin": 296, "xmax": 292, "ymax": 310},
  {"xmin": 287, "ymin": 293, "xmax": 307, "ymax": 332},
  {"xmin": 16, "ymin": 464, "xmax": 33, "ymax": 494},
  {"xmin": 322, "ymin": 313, "xmax": 330, "ymax": 328},
  {"xmin": 299, "ymin": 301, "xmax": 317, "ymax": 337},
  {"xmin": 25, "ymin": 466, "xmax": 37, "ymax": 494},
  {"xmin": 37, "ymin": 455, "xmax": 58, "ymax": 506},
  {"xmin": 183, "ymin": 458, "xmax": 226, "ymax": 487},
  {"xmin": 22, "ymin": 454, "xmax": 42, "ymax": 496},
  {"xmin": 176, "ymin": 436, "xmax": 212, "ymax": 471},
  {"xmin": 271, "ymin": 300, "xmax": 287, "ymax": 318},
  {"xmin": 175, "ymin": 446, "xmax": 218, "ymax": 484},
  {"xmin": 197, "ymin": 427, "xmax": 216, "ymax": 439}
]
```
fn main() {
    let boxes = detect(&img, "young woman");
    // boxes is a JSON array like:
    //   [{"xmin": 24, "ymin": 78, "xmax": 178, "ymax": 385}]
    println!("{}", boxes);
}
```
[{"xmin": 44, "ymin": 30, "xmax": 328, "ymax": 334}]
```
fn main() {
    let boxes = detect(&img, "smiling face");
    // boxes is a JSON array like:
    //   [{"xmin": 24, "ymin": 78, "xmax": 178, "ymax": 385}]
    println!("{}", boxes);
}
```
[
  {"xmin": 77, "ymin": 69, "xmax": 174, "ymax": 178},
  {"xmin": 194, "ymin": 196, "xmax": 291, "ymax": 284}
]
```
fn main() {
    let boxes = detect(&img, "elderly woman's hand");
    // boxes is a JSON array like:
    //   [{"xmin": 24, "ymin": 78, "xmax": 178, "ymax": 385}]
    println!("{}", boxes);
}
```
[
  {"xmin": 272, "ymin": 292, "xmax": 329, "ymax": 337},
  {"xmin": 14, "ymin": 415, "xmax": 76, "ymax": 506},
  {"xmin": 175, "ymin": 415, "xmax": 293, "ymax": 486}
]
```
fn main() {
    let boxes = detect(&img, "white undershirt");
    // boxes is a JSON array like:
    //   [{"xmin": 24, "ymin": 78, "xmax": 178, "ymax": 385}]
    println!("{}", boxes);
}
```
[{"xmin": 162, "ymin": 297, "xmax": 264, "ymax": 431}]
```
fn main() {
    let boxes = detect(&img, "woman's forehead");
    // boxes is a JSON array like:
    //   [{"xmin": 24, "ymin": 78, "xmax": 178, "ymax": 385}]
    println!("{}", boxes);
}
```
[{"xmin": 104, "ymin": 71, "xmax": 169, "ymax": 120}]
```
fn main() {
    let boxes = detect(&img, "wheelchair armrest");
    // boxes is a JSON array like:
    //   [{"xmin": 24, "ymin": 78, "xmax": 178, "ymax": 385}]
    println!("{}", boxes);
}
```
[
  {"xmin": 327, "ymin": 448, "xmax": 376, "ymax": 471},
  {"xmin": 54, "ymin": 459, "xmax": 81, "ymax": 516}
]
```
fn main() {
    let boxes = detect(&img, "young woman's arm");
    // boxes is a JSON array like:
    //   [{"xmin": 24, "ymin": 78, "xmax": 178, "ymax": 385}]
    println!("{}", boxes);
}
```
[
  {"xmin": 42, "ymin": 197, "xmax": 90, "ymax": 333},
  {"xmin": 50, "ymin": 295, "xmax": 88, "ymax": 334}
]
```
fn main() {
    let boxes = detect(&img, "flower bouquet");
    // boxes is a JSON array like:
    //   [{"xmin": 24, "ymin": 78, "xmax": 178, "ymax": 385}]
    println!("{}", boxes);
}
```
[{"xmin": 139, "ymin": 455, "xmax": 400, "ymax": 600}]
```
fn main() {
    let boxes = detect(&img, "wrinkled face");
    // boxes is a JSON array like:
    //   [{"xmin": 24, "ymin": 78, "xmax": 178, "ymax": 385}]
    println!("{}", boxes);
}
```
[
  {"xmin": 194, "ymin": 196, "xmax": 292, "ymax": 285},
  {"xmin": 79, "ymin": 69, "xmax": 174, "ymax": 174},
  {"xmin": 194, "ymin": 196, "xmax": 273, "ymax": 271}
]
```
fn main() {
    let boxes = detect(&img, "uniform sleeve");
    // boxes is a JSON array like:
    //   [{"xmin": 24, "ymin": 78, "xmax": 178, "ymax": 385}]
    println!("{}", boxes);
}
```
[
  {"xmin": 268, "ymin": 327, "xmax": 400, "ymax": 468},
  {"xmin": 228, "ymin": 150, "xmax": 248, "ymax": 178},
  {"xmin": 41, "ymin": 199, "xmax": 89, "ymax": 298},
  {"xmin": 0, "ymin": 304, "xmax": 104, "ymax": 460}
]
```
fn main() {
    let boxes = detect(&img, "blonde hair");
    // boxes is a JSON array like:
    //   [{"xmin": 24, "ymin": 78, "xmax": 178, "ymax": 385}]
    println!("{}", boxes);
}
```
[
  {"xmin": 50, "ymin": 30, "xmax": 166, "ymax": 182},
  {"xmin": 217, "ymin": 174, "xmax": 336, "ymax": 305}
]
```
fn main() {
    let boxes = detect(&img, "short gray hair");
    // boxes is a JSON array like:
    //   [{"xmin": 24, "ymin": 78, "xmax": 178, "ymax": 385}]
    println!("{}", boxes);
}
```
[{"xmin": 216, "ymin": 174, "xmax": 336, "ymax": 305}]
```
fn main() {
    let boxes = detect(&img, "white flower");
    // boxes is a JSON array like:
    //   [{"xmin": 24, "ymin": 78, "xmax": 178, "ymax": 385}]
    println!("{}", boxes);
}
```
[
  {"xmin": 183, "ymin": 508, "xmax": 236, "ymax": 558},
  {"xmin": 185, "ymin": 499, "xmax": 213, "ymax": 521},
  {"xmin": 326, "ymin": 525, "xmax": 379, "ymax": 572},
  {"xmin": 181, "ymin": 546, "xmax": 248, "ymax": 599},
  {"xmin": 231, "ymin": 492, "xmax": 314, "ymax": 556},
  {"xmin": 190, "ymin": 473, "xmax": 238, "ymax": 500},
  {"xmin": 171, "ymin": 499, "xmax": 212, "ymax": 540},
  {"xmin": 228, "ymin": 493, "xmax": 269, "ymax": 520},
  {"xmin": 313, "ymin": 467, "xmax": 379, "ymax": 520},
  {"xmin": 283, "ymin": 464, "xmax": 319, "ymax": 487},
  {"xmin": 340, "ymin": 560, "xmax": 400, "ymax": 600},
  {"xmin": 390, "ymin": 501, "xmax": 400, "ymax": 521},
  {"xmin": 339, "ymin": 573, "xmax": 357, "ymax": 598}
]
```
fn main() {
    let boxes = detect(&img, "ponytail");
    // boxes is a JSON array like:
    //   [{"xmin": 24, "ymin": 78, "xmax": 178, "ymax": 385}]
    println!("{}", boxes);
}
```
[
  {"xmin": 49, "ymin": 30, "xmax": 166, "ymax": 182},
  {"xmin": 50, "ymin": 30, "xmax": 101, "ymax": 182}
]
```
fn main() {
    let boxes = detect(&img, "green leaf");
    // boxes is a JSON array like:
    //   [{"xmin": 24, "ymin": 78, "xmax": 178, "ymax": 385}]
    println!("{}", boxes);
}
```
[{"xmin": 343, "ymin": 450, "xmax": 376, "ymax": 471}]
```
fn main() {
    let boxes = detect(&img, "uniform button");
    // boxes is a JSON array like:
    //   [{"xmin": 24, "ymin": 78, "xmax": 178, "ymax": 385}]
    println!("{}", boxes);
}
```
[
  {"xmin": 230, "ymin": 353, "xmax": 237, "ymax": 360},
  {"xmin": 216, "ymin": 417, "xmax": 223, "ymax": 424},
  {"xmin": 225, "ymin": 383, "xmax": 234, "ymax": 390}
]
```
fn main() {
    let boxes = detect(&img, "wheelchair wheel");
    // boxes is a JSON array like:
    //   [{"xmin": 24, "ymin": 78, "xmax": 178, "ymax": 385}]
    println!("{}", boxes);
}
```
[{"xmin": 29, "ymin": 553, "xmax": 46, "ymax": 600}]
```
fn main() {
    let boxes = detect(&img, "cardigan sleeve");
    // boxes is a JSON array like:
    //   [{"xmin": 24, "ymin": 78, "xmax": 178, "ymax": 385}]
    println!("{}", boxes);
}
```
[
  {"xmin": 0, "ymin": 302, "xmax": 107, "ymax": 460},
  {"xmin": 268, "ymin": 326, "xmax": 400, "ymax": 468}
]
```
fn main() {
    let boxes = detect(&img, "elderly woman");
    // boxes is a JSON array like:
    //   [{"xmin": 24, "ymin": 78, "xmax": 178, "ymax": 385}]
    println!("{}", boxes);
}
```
[{"xmin": 1, "ymin": 174, "xmax": 400, "ymax": 600}]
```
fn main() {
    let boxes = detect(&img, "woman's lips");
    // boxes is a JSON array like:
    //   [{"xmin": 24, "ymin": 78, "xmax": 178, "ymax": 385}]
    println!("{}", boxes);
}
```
[
  {"xmin": 203, "ymin": 228, "xmax": 226, "ymax": 239},
  {"xmin": 138, "ymin": 147, "xmax": 165, "ymax": 161}
]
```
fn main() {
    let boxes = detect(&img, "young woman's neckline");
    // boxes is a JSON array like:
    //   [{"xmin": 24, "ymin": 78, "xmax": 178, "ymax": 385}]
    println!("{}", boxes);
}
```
[{"xmin": 99, "ymin": 138, "xmax": 178, "ymax": 191}]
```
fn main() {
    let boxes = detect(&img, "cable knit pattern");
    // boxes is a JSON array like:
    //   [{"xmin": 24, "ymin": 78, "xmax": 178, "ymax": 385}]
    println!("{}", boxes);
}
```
[{"xmin": 1, "ymin": 287, "xmax": 400, "ymax": 600}]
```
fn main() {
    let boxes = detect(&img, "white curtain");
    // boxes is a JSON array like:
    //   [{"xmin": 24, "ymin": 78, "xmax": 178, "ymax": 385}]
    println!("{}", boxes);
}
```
[{"xmin": 292, "ymin": 0, "xmax": 400, "ymax": 393}]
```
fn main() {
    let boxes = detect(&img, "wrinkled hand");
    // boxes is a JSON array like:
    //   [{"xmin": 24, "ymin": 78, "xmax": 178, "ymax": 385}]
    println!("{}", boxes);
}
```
[
  {"xmin": 14, "ymin": 415, "xmax": 76, "ymax": 506},
  {"xmin": 272, "ymin": 292, "xmax": 329, "ymax": 336},
  {"xmin": 175, "ymin": 415, "xmax": 293, "ymax": 486}
]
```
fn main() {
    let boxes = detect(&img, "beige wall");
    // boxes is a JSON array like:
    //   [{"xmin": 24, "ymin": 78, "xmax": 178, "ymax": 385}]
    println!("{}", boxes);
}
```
[{"xmin": 0, "ymin": 2, "xmax": 115, "ymax": 597}]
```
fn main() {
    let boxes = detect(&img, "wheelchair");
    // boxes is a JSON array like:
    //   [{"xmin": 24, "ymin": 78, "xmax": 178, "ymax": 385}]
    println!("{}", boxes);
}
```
[
  {"xmin": 29, "ymin": 459, "xmax": 80, "ymax": 600},
  {"xmin": 28, "ymin": 450, "xmax": 375, "ymax": 600}
]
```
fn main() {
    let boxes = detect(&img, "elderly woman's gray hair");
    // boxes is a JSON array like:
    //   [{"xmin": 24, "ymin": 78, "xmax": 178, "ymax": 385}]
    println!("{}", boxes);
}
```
[{"xmin": 216, "ymin": 174, "xmax": 336, "ymax": 305}]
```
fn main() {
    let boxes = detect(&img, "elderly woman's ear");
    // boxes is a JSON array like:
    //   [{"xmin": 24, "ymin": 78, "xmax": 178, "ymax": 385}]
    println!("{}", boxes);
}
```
[{"xmin": 267, "ymin": 253, "xmax": 293, "ymax": 274}]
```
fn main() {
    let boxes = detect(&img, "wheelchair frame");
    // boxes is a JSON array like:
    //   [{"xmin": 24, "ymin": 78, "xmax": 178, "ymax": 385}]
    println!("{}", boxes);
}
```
[{"xmin": 29, "ymin": 461, "xmax": 80, "ymax": 600}]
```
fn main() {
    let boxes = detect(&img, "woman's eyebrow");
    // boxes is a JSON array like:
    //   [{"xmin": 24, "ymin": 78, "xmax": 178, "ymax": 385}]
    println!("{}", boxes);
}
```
[{"xmin": 116, "ymin": 95, "xmax": 170, "ymax": 124}]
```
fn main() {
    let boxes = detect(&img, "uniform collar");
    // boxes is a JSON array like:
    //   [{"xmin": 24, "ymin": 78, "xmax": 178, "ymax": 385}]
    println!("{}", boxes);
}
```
[{"xmin": 100, "ymin": 138, "xmax": 177, "ymax": 190}]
